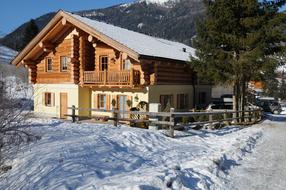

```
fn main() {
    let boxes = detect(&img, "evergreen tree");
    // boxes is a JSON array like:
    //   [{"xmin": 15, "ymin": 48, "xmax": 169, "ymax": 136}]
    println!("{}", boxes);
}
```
[
  {"xmin": 20, "ymin": 19, "xmax": 39, "ymax": 50},
  {"xmin": 191, "ymin": 0, "xmax": 286, "ymax": 115}
]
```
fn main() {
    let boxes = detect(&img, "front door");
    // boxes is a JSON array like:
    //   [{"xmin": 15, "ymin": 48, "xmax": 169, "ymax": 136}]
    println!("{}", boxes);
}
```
[
  {"xmin": 118, "ymin": 95, "xmax": 127, "ymax": 118},
  {"xmin": 60, "ymin": 93, "xmax": 68, "ymax": 119}
]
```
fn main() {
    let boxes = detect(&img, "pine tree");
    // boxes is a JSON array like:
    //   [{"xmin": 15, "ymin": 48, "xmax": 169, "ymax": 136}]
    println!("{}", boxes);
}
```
[
  {"xmin": 191, "ymin": 0, "xmax": 286, "ymax": 115},
  {"xmin": 20, "ymin": 19, "xmax": 39, "ymax": 50}
]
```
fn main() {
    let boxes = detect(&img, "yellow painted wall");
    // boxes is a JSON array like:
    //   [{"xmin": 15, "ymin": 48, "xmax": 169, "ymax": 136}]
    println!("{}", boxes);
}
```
[
  {"xmin": 33, "ymin": 84, "xmax": 211, "ymax": 118},
  {"xmin": 33, "ymin": 84, "xmax": 79, "ymax": 118},
  {"xmin": 148, "ymin": 85, "xmax": 212, "ymax": 110},
  {"xmin": 91, "ymin": 88, "xmax": 149, "ymax": 116}
]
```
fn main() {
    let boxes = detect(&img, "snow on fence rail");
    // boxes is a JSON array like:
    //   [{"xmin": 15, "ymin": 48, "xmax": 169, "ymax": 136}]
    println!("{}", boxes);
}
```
[{"xmin": 67, "ymin": 105, "xmax": 263, "ymax": 138}]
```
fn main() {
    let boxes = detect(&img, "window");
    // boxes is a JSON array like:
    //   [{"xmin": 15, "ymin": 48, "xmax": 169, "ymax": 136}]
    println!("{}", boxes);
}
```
[
  {"xmin": 44, "ymin": 92, "xmax": 54, "ymax": 107},
  {"xmin": 123, "ymin": 59, "xmax": 131, "ymax": 70},
  {"xmin": 98, "ymin": 94, "xmax": 107, "ymax": 109},
  {"xmin": 60, "ymin": 56, "xmax": 69, "ymax": 72},
  {"xmin": 46, "ymin": 58, "xmax": 53, "ymax": 72},
  {"xmin": 100, "ymin": 56, "xmax": 108, "ymax": 71},
  {"xmin": 160, "ymin": 95, "xmax": 173, "ymax": 111},
  {"xmin": 198, "ymin": 92, "xmax": 207, "ymax": 105},
  {"xmin": 177, "ymin": 94, "xmax": 189, "ymax": 110}
]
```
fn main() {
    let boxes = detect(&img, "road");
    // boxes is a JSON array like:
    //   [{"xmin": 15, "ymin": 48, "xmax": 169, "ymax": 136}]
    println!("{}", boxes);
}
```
[{"xmin": 223, "ymin": 120, "xmax": 286, "ymax": 190}]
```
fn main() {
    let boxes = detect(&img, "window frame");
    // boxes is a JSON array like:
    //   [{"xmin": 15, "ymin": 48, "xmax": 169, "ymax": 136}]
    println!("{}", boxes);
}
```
[
  {"xmin": 98, "ymin": 94, "xmax": 107, "ymax": 109},
  {"xmin": 177, "ymin": 94, "xmax": 189, "ymax": 110},
  {"xmin": 60, "ymin": 56, "xmax": 69, "ymax": 72},
  {"xmin": 44, "ymin": 92, "xmax": 54, "ymax": 107},
  {"xmin": 198, "ymin": 92, "xmax": 207, "ymax": 105},
  {"xmin": 160, "ymin": 94, "xmax": 173, "ymax": 111},
  {"xmin": 46, "ymin": 57, "xmax": 53, "ymax": 72},
  {"xmin": 99, "ymin": 55, "xmax": 108, "ymax": 71}
]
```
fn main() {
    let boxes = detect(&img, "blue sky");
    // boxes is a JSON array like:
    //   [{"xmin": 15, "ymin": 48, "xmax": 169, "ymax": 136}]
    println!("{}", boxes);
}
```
[
  {"xmin": 0, "ymin": 0, "xmax": 285, "ymax": 36},
  {"xmin": 0, "ymin": 0, "xmax": 134, "ymax": 35}
]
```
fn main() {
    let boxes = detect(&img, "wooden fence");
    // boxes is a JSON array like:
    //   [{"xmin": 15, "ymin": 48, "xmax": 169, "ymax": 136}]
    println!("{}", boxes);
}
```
[{"xmin": 67, "ymin": 105, "xmax": 263, "ymax": 138}]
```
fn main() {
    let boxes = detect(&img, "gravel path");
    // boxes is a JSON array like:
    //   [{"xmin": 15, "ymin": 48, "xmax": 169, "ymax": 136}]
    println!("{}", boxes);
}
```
[{"xmin": 224, "ymin": 120, "xmax": 286, "ymax": 190}]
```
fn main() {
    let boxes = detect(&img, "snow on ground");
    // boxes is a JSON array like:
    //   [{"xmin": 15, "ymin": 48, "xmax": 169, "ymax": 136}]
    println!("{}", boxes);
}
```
[
  {"xmin": 0, "ymin": 118, "xmax": 264, "ymax": 190},
  {"xmin": 220, "ymin": 120, "xmax": 286, "ymax": 190}
]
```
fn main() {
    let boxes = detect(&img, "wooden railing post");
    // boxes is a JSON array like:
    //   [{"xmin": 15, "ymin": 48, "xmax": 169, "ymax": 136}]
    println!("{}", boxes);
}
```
[
  {"xmin": 112, "ymin": 108, "xmax": 118, "ymax": 127},
  {"xmin": 104, "ymin": 70, "xmax": 107, "ymax": 85},
  {"xmin": 71, "ymin": 105, "xmax": 76, "ymax": 123},
  {"xmin": 169, "ymin": 108, "xmax": 175, "ymax": 138}
]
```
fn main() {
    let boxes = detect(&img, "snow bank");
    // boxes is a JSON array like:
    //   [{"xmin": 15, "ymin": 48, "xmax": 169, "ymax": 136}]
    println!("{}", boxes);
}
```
[{"xmin": 0, "ymin": 118, "xmax": 263, "ymax": 189}]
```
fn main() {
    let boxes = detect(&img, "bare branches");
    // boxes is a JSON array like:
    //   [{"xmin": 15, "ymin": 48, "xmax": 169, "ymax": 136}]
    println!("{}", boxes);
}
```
[{"xmin": 0, "ymin": 77, "xmax": 36, "ymax": 166}]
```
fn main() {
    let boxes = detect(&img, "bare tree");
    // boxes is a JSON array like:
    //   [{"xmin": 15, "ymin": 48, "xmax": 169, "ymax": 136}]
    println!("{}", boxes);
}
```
[{"xmin": 0, "ymin": 77, "xmax": 38, "ymax": 170}]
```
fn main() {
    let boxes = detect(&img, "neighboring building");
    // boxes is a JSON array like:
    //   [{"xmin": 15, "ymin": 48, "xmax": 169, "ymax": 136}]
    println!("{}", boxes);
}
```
[{"xmin": 12, "ymin": 10, "xmax": 211, "ymax": 118}]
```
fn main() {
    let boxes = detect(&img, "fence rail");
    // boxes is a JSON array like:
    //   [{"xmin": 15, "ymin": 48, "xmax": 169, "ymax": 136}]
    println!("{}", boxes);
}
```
[{"xmin": 67, "ymin": 105, "xmax": 262, "ymax": 138}]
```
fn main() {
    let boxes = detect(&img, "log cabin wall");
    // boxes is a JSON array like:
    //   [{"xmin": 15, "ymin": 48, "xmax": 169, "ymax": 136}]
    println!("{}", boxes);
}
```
[
  {"xmin": 140, "ymin": 59, "xmax": 194, "ymax": 85},
  {"xmin": 95, "ymin": 42, "xmax": 120, "ymax": 72},
  {"xmin": 36, "ymin": 32, "xmax": 74, "ymax": 84}
]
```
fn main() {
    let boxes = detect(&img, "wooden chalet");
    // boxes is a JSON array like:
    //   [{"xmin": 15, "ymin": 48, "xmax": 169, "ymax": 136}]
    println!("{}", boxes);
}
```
[{"xmin": 12, "ymin": 10, "xmax": 211, "ymax": 118}]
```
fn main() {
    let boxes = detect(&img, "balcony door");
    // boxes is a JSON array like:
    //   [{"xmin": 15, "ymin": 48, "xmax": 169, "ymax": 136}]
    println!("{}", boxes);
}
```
[{"xmin": 100, "ymin": 56, "xmax": 108, "ymax": 71}]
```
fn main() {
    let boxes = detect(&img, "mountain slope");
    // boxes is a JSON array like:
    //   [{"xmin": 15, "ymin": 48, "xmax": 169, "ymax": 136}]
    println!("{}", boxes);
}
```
[{"xmin": 0, "ymin": 0, "xmax": 204, "ymax": 51}]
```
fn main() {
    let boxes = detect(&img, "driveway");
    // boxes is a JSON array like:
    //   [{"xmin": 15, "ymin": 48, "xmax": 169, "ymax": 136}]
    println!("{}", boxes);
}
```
[{"xmin": 223, "ymin": 120, "xmax": 286, "ymax": 190}]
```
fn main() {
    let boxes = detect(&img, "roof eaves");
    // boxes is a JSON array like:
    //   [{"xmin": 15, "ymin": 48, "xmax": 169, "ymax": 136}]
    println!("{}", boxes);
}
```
[{"xmin": 12, "ymin": 10, "xmax": 65, "ymax": 66}]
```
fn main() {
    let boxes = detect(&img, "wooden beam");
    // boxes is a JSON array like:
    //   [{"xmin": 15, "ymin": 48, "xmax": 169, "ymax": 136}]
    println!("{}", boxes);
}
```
[
  {"xmin": 88, "ymin": 35, "xmax": 93, "ymax": 42},
  {"xmin": 61, "ymin": 18, "xmax": 67, "ymax": 26},
  {"xmin": 39, "ymin": 41, "xmax": 53, "ymax": 48}
]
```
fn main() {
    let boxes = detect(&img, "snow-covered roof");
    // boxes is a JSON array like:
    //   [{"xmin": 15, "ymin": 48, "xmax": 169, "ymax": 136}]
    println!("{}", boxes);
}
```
[{"xmin": 68, "ymin": 12, "xmax": 195, "ymax": 62}]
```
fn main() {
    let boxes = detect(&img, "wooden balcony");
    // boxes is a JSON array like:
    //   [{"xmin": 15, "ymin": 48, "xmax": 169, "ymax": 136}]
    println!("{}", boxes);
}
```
[{"xmin": 83, "ymin": 69, "xmax": 141, "ymax": 86}]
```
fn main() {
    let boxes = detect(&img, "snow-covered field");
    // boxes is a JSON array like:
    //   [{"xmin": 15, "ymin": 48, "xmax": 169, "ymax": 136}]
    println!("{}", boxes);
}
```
[{"xmin": 0, "ymin": 118, "xmax": 265, "ymax": 190}]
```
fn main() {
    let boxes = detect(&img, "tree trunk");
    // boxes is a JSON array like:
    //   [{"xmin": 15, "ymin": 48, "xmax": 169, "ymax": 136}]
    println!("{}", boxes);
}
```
[
  {"xmin": 233, "ymin": 80, "xmax": 240, "ymax": 123},
  {"xmin": 240, "ymin": 79, "xmax": 246, "ymax": 123}
]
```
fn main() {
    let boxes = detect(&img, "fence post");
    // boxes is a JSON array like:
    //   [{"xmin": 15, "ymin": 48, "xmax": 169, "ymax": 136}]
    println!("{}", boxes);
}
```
[
  {"xmin": 112, "ymin": 108, "xmax": 118, "ymax": 127},
  {"xmin": 71, "ymin": 105, "xmax": 76, "ymax": 123},
  {"xmin": 209, "ymin": 114, "xmax": 213, "ymax": 122},
  {"xmin": 258, "ymin": 109, "xmax": 262, "ymax": 121},
  {"xmin": 253, "ymin": 110, "xmax": 257, "ymax": 123},
  {"xmin": 148, "ymin": 103, "xmax": 161, "ymax": 130},
  {"xmin": 169, "ymin": 108, "xmax": 175, "ymax": 138},
  {"xmin": 248, "ymin": 107, "xmax": 252, "ymax": 123},
  {"xmin": 223, "ymin": 112, "xmax": 227, "ymax": 121}
]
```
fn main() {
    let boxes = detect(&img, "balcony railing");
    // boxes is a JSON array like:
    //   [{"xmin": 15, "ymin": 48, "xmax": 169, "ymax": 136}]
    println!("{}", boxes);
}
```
[{"xmin": 83, "ymin": 69, "xmax": 140, "ymax": 86}]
